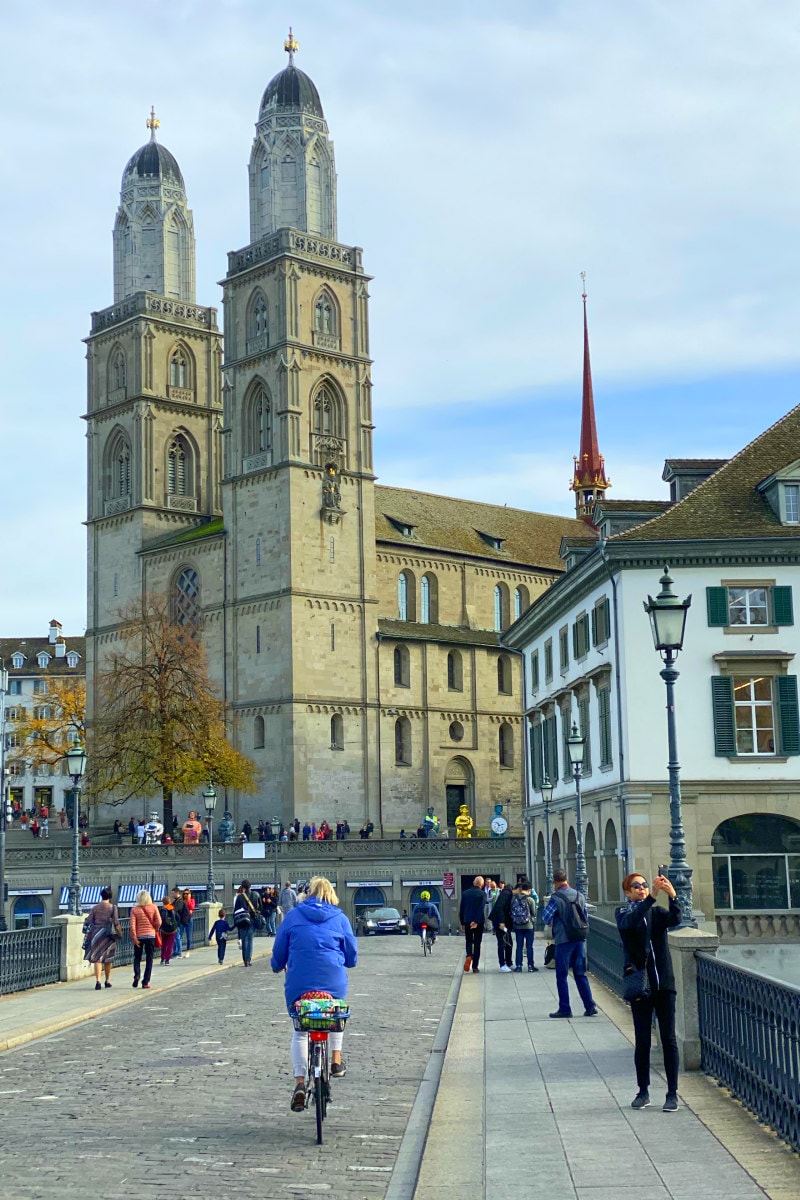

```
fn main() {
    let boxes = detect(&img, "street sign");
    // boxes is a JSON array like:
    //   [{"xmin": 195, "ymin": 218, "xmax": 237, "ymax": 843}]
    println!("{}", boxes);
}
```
[{"xmin": 443, "ymin": 871, "xmax": 455, "ymax": 899}]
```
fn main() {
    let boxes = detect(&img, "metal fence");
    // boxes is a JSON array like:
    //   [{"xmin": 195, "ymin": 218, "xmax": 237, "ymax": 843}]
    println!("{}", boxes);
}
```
[
  {"xmin": 0, "ymin": 926, "xmax": 62, "ymax": 996},
  {"xmin": 111, "ymin": 910, "xmax": 207, "ymax": 969},
  {"xmin": 697, "ymin": 951, "xmax": 800, "ymax": 1153},
  {"xmin": 586, "ymin": 915, "xmax": 625, "ymax": 998}
]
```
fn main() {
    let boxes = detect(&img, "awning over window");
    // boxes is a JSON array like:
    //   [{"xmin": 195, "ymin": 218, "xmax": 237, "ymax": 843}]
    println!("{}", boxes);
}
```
[
  {"xmin": 178, "ymin": 883, "xmax": 223, "ymax": 895},
  {"xmin": 58, "ymin": 885, "xmax": 104, "ymax": 910},
  {"xmin": 116, "ymin": 883, "xmax": 167, "ymax": 906}
]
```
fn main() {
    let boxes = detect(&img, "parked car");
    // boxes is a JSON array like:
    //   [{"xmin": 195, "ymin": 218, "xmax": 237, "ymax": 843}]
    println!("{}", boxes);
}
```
[{"xmin": 356, "ymin": 907, "xmax": 410, "ymax": 936}]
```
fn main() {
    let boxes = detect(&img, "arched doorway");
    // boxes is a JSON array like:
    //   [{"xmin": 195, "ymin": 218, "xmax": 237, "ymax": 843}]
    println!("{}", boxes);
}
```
[
  {"xmin": 12, "ymin": 895, "xmax": 45, "ymax": 929},
  {"xmin": 585, "ymin": 823, "xmax": 598, "ymax": 901},
  {"xmin": 712, "ymin": 814, "xmax": 800, "ymax": 910},
  {"xmin": 352, "ymin": 886, "xmax": 386, "ymax": 922},
  {"xmin": 604, "ymin": 819, "xmax": 620, "ymax": 903},
  {"xmin": 444, "ymin": 756, "xmax": 475, "ymax": 830}
]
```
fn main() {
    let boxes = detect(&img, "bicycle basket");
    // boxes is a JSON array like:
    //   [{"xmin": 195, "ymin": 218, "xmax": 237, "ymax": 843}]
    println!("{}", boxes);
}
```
[{"xmin": 292, "ymin": 997, "xmax": 351, "ymax": 1032}]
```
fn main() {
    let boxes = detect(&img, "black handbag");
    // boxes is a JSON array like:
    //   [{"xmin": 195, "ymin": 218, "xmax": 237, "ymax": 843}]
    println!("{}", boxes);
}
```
[{"xmin": 622, "ymin": 966, "xmax": 651, "ymax": 1003}]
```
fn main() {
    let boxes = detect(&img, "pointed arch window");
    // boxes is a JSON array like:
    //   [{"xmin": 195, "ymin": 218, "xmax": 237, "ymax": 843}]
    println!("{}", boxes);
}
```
[
  {"xmin": 243, "ymin": 383, "xmax": 273, "ymax": 464},
  {"xmin": 169, "ymin": 349, "xmax": 188, "ymax": 389},
  {"xmin": 313, "ymin": 383, "xmax": 344, "ymax": 440},
  {"xmin": 447, "ymin": 650, "xmax": 463, "ymax": 692},
  {"xmin": 167, "ymin": 434, "xmax": 192, "ymax": 496},
  {"xmin": 106, "ymin": 431, "xmax": 132, "ymax": 503},
  {"xmin": 247, "ymin": 291, "xmax": 269, "ymax": 352},
  {"xmin": 394, "ymin": 645, "xmax": 410, "ymax": 688},
  {"xmin": 497, "ymin": 654, "xmax": 512, "ymax": 695},
  {"xmin": 420, "ymin": 573, "xmax": 438, "ymax": 624},
  {"xmin": 113, "ymin": 350, "xmax": 126, "ymax": 391},
  {"xmin": 398, "ymin": 572, "xmax": 408, "ymax": 621},
  {"xmin": 514, "ymin": 585, "xmax": 529, "ymax": 621},
  {"xmin": 314, "ymin": 294, "xmax": 335, "ymax": 336},
  {"xmin": 254, "ymin": 715, "xmax": 265, "ymax": 750},
  {"xmin": 172, "ymin": 566, "xmax": 200, "ymax": 629},
  {"xmin": 331, "ymin": 713, "xmax": 344, "ymax": 751},
  {"xmin": 499, "ymin": 722, "xmax": 514, "ymax": 768},
  {"xmin": 494, "ymin": 582, "xmax": 510, "ymax": 631},
  {"xmin": 395, "ymin": 716, "xmax": 412, "ymax": 766}
]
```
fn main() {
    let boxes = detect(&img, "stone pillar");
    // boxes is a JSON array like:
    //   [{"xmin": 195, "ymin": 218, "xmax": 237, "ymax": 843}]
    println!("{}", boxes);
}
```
[
  {"xmin": 668, "ymin": 926, "xmax": 719, "ymax": 1071},
  {"xmin": 200, "ymin": 901, "xmax": 219, "ymax": 940},
  {"xmin": 53, "ymin": 914, "xmax": 92, "ymax": 982}
]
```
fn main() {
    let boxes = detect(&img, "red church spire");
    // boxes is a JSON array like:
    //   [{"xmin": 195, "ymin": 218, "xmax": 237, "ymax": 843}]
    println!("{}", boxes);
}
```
[{"xmin": 570, "ymin": 275, "xmax": 610, "ymax": 524}]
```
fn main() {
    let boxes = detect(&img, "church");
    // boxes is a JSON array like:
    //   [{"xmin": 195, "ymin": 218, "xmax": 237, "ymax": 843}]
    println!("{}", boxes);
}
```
[{"xmin": 84, "ymin": 35, "xmax": 589, "ymax": 834}]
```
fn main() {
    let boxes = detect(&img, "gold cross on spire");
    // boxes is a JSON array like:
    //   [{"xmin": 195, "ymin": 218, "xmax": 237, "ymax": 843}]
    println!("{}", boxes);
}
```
[
  {"xmin": 284, "ymin": 26, "xmax": 299, "ymax": 64},
  {"xmin": 147, "ymin": 105, "xmax": 160, "ymax": 141}
]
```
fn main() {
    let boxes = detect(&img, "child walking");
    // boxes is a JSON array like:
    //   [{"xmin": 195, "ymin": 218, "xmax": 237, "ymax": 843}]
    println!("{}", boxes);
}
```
[{"xmin": 208, "ymin": 908, "xmax": 234, "ymax": 964}]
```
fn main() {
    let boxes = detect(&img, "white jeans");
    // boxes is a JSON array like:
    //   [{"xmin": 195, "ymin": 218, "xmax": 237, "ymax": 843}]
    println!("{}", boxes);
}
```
[{"xmin": 291, "ymin": 1028, "xmax": 343, "ymax": 1077}]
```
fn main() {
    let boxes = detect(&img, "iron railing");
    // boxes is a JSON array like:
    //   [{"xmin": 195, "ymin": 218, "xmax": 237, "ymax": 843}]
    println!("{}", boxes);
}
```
[
  {"xmin": 0, "ymin": 926, "xmax": 61, "ymax": 995},
  {"xmin": 586, "ymin": 915, "xmax": 625, "ymax": 998},
  {"xmin": 697, "ymin": 951, "xmax": 800, "ymax": 1153},
  {"xmin": 111, "ymin": 909, "xmax": 207, "ymax": 968}
]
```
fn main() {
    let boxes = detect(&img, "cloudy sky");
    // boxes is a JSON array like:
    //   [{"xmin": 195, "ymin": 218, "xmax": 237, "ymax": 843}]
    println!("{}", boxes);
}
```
[{"xmin": 2, "ymin": 0, "xmax": 800, "ymax": 637}]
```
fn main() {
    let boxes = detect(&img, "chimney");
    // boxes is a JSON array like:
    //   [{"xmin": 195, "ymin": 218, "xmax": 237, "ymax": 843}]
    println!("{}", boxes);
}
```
[
  {"xmin": 48, "ymin": 619, "xmax": 62, "ymax": 645},
  {"xmin": 55, "ymin": 638, "xmax": 66, "ymax": 658}
]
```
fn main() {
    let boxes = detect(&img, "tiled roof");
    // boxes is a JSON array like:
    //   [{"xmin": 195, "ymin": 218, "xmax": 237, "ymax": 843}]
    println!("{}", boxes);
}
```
[
  {"xmin": 614, "ymin": 405, "xmax": 800, "ymax": 542},
  {"xmin": 662, "ymin": 458, "xmax": 729, "ymax": 475},
  {"xmin": 0, "ymin": 635, "xmax": 86, "ymax": 677},
  {"xmin": 597, "ymin": 499, "xmax": 672, "ymax": 512},
  {"xmin": 378, "ymin": 619, "xmax": 502, "ymax": 648},
  {"xmin": 375, "ymin": 485, "xmax": 588, "ymax": 571}
]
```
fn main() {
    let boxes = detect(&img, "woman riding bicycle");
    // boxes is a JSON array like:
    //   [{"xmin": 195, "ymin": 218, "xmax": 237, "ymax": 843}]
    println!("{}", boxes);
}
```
[
  {"xmin": 271, "ymin": 875, "xmax": 358, "ymax": 1112},
  {"xmin": 411, "ymin": 890, "xmax": 441, "ymax": 945}
]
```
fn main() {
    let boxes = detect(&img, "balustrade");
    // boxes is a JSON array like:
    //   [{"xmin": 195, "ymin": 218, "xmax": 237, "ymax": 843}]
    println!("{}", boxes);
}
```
[{"xmin": 0, "ymin": 926, "xmax": 61, "ymax": 996}]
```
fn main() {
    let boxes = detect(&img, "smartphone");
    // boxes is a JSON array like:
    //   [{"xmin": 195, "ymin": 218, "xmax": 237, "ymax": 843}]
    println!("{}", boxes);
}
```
[{"xmin": 657, "ymin": 865, "xmax": 668, "ymax": 878}]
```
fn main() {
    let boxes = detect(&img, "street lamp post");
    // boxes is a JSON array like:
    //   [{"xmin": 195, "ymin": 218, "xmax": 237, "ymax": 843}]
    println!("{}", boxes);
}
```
[
  {"xmin": 203, "ymin": 782, "xmax": 217, "ymax": 905},
  {"xmin": 566, "ymin": 723, "xmax": 589, "ymax": 899},
  {"xmin": 643, "ymin": 564, "xmax": 695, "ymax": 927},
  {"xmin": 270, "ymin": 816, "xmax": 281, "ymax": 888},
  {"xmin": 541, "ymin": 776, "xmax": 554, "ymax": 896},
  {"xmin": 65, "ymin": 741, "xmax": 88, "ymax": 918}
]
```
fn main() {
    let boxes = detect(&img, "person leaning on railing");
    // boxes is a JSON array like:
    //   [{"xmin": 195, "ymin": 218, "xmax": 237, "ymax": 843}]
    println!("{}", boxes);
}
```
[{"xmin": 615, "ymin": 872, "xmax": 681, "ymax": 1113}]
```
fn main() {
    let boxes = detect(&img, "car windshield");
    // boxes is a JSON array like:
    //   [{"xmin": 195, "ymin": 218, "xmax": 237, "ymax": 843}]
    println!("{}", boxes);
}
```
[{"xmin": 364, "ymin": 908, "xmax": 401, "ymax": 920}]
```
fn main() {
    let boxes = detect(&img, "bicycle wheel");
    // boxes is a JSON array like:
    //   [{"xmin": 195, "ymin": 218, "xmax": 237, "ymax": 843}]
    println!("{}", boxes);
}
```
[
  {"xmin": 313, "ymin": 1041, "xmax": 328, "ymax": 1144},
  {"xmin": 422, "ymin": 932, "xmax": 430, "ymax": 956}
]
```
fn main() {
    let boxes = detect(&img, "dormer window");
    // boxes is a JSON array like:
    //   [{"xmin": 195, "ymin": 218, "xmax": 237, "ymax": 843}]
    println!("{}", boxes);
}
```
[
  {"xmin": 37, "ymin": 652, "xmax": 51, "ymax": 668},
  {"xmin": 756, "ymin": 461, "xmax": 800, "ymax": 526},
  {"xmin": 11, "ymin": 653, "xmax": 24, "ymax": 669},
  {"xmin": 387, "ymin": 516, "xmax": 415, "ymax": 538},
  {"xmin": 785, "ymin": 484, "xmax": 799, "ymax": 524},
  {"xmin": 66, "ymin": 651, "xmax": 80, "ymax": 669},
  {"xmin": 478, "ymin": 531, "xmax": 504, "ymax": 552}
]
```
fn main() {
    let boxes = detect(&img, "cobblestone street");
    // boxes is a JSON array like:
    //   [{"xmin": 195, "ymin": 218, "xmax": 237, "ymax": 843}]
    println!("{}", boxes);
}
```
[{"xmin": 0, "ymin": 936, "xmax": 461, "ymax": 1200}]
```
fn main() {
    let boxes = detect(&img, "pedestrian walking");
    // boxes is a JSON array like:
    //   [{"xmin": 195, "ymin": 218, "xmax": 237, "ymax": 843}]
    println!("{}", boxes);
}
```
[
  {"xmin": 41, "ymin": 815, "xmax": 49, "ymax": 839},
  {"xmin": 83, "ymin": 886, "xmax": 122, "ymax": 989},
  {"xmin": 113, "ymin": 819, "xmax": 122, "ymax": 844},
  {"xmin": 158, "ymin": 894, "xmax": 179, "ymax": 965},
  {"xmin": 616, "ymin": 871, "xmax": 681, "ymax": 1112},
  {"xmin": 59, "ymin": 808, "xmax": 67, "ymax": 829},
  {"xmin": 136, "ymin": 820, "xmax": 145, "ymax": 844},
  {"xmin": 181, "ymin": 889, "xmax": 196, "ymax": 956},
  {"xmin": 542, "ymin": 869, "xmax": 598, "ymax": 1018},
  {"xmin": 261, "ymin": 887, "xmax": 279, "ymax": 935},
  {"xmin": 459, "ymin": 874, "xmax": 485, "ymax": 973},
  {"xmin": 510, "ymin": 877, "xmax": 539, "ymax": 972},
  {"xmin": 170, "ymin": 887, "xmax": 187, "ymax": 957},
  {"xmin": 129, "ymin": 890, "xmax": 161, "ymax": 989},
  {"xmin": 489, "ymin": 879, "xmax": 514, "ymax": 971},
  {"xmin": 232, "ymin": 880, "xmax": 261, "ymax": 966},
  {"xmin": 279, "ymin": 880, "xmax": 297, "ymax": 914},
  {"xmin": 208, "ymin": 908, "xmax": 235, "ymax": 963}
]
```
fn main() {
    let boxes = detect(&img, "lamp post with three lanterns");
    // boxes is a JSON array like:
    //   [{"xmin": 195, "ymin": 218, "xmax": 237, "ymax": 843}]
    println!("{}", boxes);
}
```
[
  {"xmin": 203, "ymin": 782, "xmax": 217, "ymax": 905},
  {"xmin": 65, "ymin": 741, "xmax": 88, "ymax": 917}
]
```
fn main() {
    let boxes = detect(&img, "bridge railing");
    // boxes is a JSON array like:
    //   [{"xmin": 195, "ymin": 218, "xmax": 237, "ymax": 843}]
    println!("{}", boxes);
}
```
[
  {"xmin": 697, "ymin": 951, "xmax": 800, "ymax": 1153},
  {"xmin": 0, "ymin": 926, "xmax": 62, "ymax": 995},
  {"xmin": 586, "ymin": 915, "xmax": 625, "ymax": 998}
]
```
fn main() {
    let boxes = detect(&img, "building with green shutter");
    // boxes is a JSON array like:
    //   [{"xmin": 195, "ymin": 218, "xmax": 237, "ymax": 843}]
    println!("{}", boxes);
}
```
[{"xmin": 504, "ymin": 405, "xmax": 800, "ymax": 929}]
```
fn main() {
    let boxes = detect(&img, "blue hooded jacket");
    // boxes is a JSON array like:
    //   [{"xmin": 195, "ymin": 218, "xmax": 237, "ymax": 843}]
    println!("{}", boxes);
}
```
[{"xmin": 271, "ymin": 897, "xmax": 358, "ymax": 1008}]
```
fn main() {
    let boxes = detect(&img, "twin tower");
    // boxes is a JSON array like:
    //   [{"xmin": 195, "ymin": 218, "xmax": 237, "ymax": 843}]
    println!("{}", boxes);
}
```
[{"xmin": 85, "ymin": 40, "xmax": 379, "ymax": 820}]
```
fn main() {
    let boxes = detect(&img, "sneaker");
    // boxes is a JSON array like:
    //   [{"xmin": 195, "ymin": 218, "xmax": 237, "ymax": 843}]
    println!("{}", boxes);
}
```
[
  {"xmin": 513, "ymin": 965, "xmax": 522, "ymax": 972},
  {"xmin": 291, "ymin": 1084, "xmax": 306, "ymax": 1112},
  {"xmin": 528, "ymin": 965, "xmax": 539, "ymax": 972},
  {"xmin": 463, "ymin": 956, "xmax": 472, "ymax": 973},
  {"xmin": 132, "ymin": 979, "xmax": 139, "ymax": 988},
  {"xmin": 662, "ymin": 1094, "xmax": 679, "ymax": 1112},
  {"xmin": 549, "ymin": 1010, "xmax": 572, "ymax": 1019},
  {"xmin": 584, "ymin": 1007, "xmax": 599, "ymax": 1017},
  {"xmin": 631, "ymin": 1091, "xmax": 650, "ymax": 1110},
  {"xmin": 499, "ymin": 965, "xmax": 512, "ymax": 973},
  {"xmin": 472, "ymin": 967, "xmax": 480, "ymax": 973},
  {"xmin": 330, "ymin": 1061, "xmax": 347, "ymax": 1078},
  {"xmin": 142, "ymin": 983, "xmax": 151, "ymax": 990},
  {"xmin": 184, "ymin": 951, "xmax": 190, "ymax": 959}
]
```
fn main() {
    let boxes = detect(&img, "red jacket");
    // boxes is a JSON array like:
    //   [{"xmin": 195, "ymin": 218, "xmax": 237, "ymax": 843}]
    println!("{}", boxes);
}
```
[{"xmin": 129, "ymin": 903, "xmax": 162, "ymax": 941}]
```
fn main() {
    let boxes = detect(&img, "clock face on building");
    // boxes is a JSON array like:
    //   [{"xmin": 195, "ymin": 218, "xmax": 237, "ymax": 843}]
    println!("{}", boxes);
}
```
[{"xmin": 491, "ymin": 815, "xmax": 508, "ymax": 835}]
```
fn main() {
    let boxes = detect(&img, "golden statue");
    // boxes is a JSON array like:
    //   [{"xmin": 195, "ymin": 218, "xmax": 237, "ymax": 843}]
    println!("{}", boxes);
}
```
[{"xmin": 454, "ymin": 804, "xmax": 474, "ymax": 839}]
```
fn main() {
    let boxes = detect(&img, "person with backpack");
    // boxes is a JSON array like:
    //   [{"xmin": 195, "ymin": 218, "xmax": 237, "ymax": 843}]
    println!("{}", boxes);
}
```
[
  {"xmin": 510, "ymin": 877, "xmax": 539, "ymax": 972},
  {"xmin": 541, "ymin": 868, "xmax": 598, "ymax": 1018},
  {"xmin": 158, "ymin": 894, "xmax": 179, "ymax": 965},
  {"xmin": 410, "ymin": 890, "xmax": 441, "ymax": 945},
  {"xmin": 489, "ymin": 879, "xmax": 514, "ymax": 971}
]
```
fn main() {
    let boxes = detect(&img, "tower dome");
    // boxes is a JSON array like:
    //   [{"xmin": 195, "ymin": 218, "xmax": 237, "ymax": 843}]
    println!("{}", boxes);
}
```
[
  {"xmin": 249, "ymin": 31, "xmax": 337, "ymax": 243},
  {"xmin": 112, "ymin": 108, "xmax": 196, "ymax": 304},
  {"xmin": 260, "ymin": 63, "xmax": 324, "ymax": 119}
]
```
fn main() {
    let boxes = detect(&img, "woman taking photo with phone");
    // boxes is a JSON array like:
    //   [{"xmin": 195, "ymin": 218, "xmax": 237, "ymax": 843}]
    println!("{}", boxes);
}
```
[{"xmin": 615, "ymin": 870, "xmax": 681, "ymax": 1112}]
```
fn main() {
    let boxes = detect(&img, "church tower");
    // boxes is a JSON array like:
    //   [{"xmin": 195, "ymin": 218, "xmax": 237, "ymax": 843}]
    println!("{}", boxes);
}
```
[
  {"xmin": 84, "ymin": 111, "xmax": 223, "ymax": 639},
  {"xmin": 570, "ymin": 278, "xmax": 610, "ymax": 523},
  {"xmin": 220, "ymin": 33, "xmax": 378, "ymax": 819}
]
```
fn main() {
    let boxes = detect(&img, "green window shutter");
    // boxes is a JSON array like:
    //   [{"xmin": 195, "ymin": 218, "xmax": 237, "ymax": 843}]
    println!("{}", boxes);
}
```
[
  {"xmin": 598, "ymin": 686, "xmax": 612, "ymax": 766},
  {"xmin": 772, "ymin": 586, "xmax": 794, "ymax": 627},
  {"xmin": 572, "ymin": 623, "xmax": 579, "ymax": 659},
  {"xmin": 531, "ymin": 651, "xmax": 539, "ymax": 690},
  {"xmin": 546, "ymin": 715, "xmax": 559, "ymax": 782},
  {"xmin": 706, "ymin": 587, "xmax": 729, "ymax": 627},
  {"xmin": 777, "ymin": 675, "xmax": 800, "ymax": 755},
  {"xmin": 601, "ymin": 597, "xmax": 610, "ymax": 642},
  {"xmin": 582, "ymin": 614, "xmax": 590, "ymax": 655},
  {"xmin": 530, "ymin": 724, "xmax": 543, "ymax": 789},
  {"xmin": 591, "ymin": 607, "xmax": 597, "ymax": 646},
  {"xmin": 711, "ymin": 676, "xmax": 736, "ymax": 755}
]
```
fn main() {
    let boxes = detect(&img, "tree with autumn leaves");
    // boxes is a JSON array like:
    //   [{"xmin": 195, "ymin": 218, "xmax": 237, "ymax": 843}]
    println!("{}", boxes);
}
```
[
  {"xmin": 12, "ymin": 677, "xmax": 86, "ymax": 775},
  {"xmin": 88, "ymin": 595, "xmax": 258, "ymax": 828}
]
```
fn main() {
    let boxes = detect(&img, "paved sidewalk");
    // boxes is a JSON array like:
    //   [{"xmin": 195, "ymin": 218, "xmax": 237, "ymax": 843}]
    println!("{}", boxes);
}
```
[
  {"xmin": 0, "ymin": 938, "xmax": 272, "ymax": 1051},
  {"xmin": 413, "ymin": 960, "xmax": 800, "ymax": 1200}
]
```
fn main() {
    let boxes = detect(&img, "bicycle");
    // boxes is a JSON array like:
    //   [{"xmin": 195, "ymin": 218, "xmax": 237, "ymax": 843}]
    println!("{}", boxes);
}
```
[
  {"xmin": 420, "ymin": 922, "xmax": 433, "ymax": 956},
  {"xmin": 292, "ymin": 993, "xmax": 350, "ymax": 1144}
]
